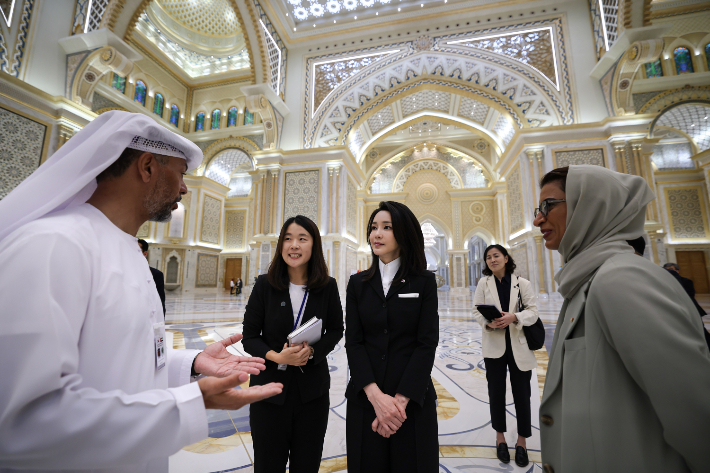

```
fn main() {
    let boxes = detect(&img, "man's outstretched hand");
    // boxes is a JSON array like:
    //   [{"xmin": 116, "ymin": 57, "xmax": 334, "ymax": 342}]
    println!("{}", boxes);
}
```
[
  {"xmin": 198, "ymin": 372, "xmax": 282, "ymax": 410},
  {"xmin": 193, "ymin": 334, "xmax": 266, "ymax": 378}
]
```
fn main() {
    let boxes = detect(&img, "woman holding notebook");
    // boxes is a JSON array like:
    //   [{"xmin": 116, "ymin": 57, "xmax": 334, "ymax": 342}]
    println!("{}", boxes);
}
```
[
  {"xmin": 471, "ymin": 244, "xmax": 539, "ymax": 468},
  {"xmin": 242, "ymin": 215, "xmax": 344, "ymax": 473},
  {"xmin": 345, "ymin": 201, "xmax": 439, "ymax": 472}
]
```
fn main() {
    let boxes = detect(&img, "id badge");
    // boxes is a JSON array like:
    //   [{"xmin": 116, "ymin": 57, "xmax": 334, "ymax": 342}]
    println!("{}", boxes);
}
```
[{"xmin": 153, "ymin": 322, "xmax": 166, "ymax": 371}]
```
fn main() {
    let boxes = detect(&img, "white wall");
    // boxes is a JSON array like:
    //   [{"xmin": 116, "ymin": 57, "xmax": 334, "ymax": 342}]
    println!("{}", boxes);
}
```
[{"xmin": 22, "ymin": 0, "xmax": 75, "ymax": 97}]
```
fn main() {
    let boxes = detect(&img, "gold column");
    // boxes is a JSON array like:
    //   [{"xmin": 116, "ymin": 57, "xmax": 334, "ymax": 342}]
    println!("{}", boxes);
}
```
[
  {"xmin": 333, "ymin": 240, "xmax": 341, "ymax": 284},
  {"xmin": 334, "ymin": 166, "xmax": 341, "ymax": 235},
  {"xmin": 270, "ymin": 171, "xmax": 278, "ymax": 233},
  {"xmin": 526, "ymin": 149, "xmax": 538, "ymax": 201},
  {"xmin": 56, "ymin": 125, "xmax": 75, "ymax": 150},
  {"xmin": 535, "ymin": 235, "xmax": 546, "ymax": 293},
  {"xmin": 613, "ymin": 142, "xmax": 627, "ymax": 174},
  {"xmin": 327, "ymin": 168, "xmax": 334, "ymax": 234}
]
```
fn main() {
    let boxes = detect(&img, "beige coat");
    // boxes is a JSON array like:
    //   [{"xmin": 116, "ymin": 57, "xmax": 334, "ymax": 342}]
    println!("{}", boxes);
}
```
[
  {"xmin": 472, "ymin": 274, "xmax": 539, "ymax": 372},
  {"xmin": 540, "ymin": 254, "xmax": 710, "ymax": 473}
]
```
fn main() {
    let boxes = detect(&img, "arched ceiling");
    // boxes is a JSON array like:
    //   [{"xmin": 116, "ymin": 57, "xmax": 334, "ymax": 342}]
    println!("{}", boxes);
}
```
[
  {"xmin": 367, "ymin": 143, "xmax": 490, "ymax": 194},
  {"xmin": 652, "ymin": 102, "xmax": 710, "ymax": 153}
]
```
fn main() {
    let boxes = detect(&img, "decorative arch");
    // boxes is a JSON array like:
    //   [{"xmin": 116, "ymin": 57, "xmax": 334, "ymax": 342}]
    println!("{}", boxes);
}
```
[
  {"xmin": 637, "ymin": 86, "xmax": 710, "ymax": 114},
  {"xmin": 197, "ymin": 136, "xmax": 260, "ymax": 175},
  {"xmin": 164, "ymin": 250, "xmax": 183, "ymax": 286},
  {"xmin": 70, "ymin": 46, "xmax": 134, "ymax": 108},
  {"xmin": 418, "ymin": 214, "xmax": 453, "ymax": 245},
  {"xmin": 356, "ymin": 110, "xmax": 509, "ymax": 162},
  {"xmin": 304, "ymin": 20, "xmax": 573, "ymax": 149},
  {"xmin": 610, "ymin": 39, "xmax": 664, "ymax": 115},
  {"xmin": 463, "ymin": 227, "xmax": 496, "ymax": 248},
  {"xmin": 650, "ymin": 101, "xmax": 710, "ymax": 153},
  {"xmin": 394, "ymin": 159, "xmax": 463, "ymax": 192},
  {"xmin": 366, "ymin": 138, "xmax": 495, "ymax": 184}
]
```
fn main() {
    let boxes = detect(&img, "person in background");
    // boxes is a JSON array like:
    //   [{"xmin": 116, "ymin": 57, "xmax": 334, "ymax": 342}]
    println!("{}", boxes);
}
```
[
  {"xmin": 534, "ymin": 165, "xmax": 710, "ymax": 473},
  {"xmin": 237, "ymin": 278, "xmax": 243, "ymax": 295},
  {"xmin": 627, "ymin": 236, "xmax": 646, "ymax": 256},
  {"xmin": 138, "ymin": 238, "xmax": 166, "ymax": 316},
  {"xmin": 471, "ymin": 244, "xmax": 539, "ymax": 467},
  {"xmin": 663, "ymin": 262, "xmax": 710, "ymax": 351},
  {"xmin": 345, "ymin": 201, "xmax": 439, "ymax": 473},
  {"xmin": 242, "ymin": 215, "xmax": 344, "ymax": 473},
  {"xmin": 230, "ymin": 278, "xmax": 236, "ymax": 295}
]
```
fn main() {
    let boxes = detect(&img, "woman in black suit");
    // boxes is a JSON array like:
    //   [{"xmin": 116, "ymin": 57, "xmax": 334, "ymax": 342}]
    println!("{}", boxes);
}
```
[
  {"xmin": 345, "ymin": 201, "xmax": 439, "ymax": 473},
  {"xmin": 242, "ymin": 215, "xmax": 344, "ymax": 473}
]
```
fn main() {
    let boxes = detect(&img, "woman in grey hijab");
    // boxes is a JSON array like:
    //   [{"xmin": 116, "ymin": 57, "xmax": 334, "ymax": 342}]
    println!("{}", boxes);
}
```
[{"xmin": 533, "ymin": 165, "xmax": 710, "ymax": 473}]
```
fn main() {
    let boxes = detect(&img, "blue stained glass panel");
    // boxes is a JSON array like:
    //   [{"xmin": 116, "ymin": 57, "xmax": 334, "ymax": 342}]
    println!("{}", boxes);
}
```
[
  {"xmin": 674, "ymin": 47, "xmax": 694, "ymax": 75},
  {"xmin": 153, "ymin": 93, "xmax": 165, "ymax": 117},
  {"xmin": 134, "ymin": 80, "xmax": 147, "ymax": 106},
  {"xmin": 170, "ymin": 105, "xmax": 179, "ymax": 127},
  {"xmin": 211, "ymin": 109, "xmax": 221, "ymax": 130},
  {"xmin": 644, "ymin": 59, "xmax": 663, "ymax": 78},
  {"xmin": 195, "ymin": 112, "xmax": 205, "ymax": 132},
  {"xmin": 705, "ymin": 43, "xmax": 710, "ymax": 70},
  {"xmin": 227, "ymin": 107, "xmax": 238, "ymax": 127},
  {"xmin": 112, "ymin": 73, "xmax": 126, "ymax": 94},
  {"xmin": 244, "ymin": 108, "xmax": 254, "ymax": 125}
]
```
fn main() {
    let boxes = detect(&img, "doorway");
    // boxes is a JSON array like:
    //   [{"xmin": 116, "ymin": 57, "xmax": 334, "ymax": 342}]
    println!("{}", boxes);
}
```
[
  {"xmin": 224, "ymin": 258, "xmax": 243, "ymax": 291},
  {"xmin": 676, "ymin": 251, "xmax": 709, "ymax": 294}
]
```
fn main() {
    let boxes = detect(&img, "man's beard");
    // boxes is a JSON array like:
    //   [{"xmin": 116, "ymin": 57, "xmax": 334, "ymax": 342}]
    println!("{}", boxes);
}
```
[{"xmin": 145, "ymin": 172, "xmax": 178, "ymax": 223}]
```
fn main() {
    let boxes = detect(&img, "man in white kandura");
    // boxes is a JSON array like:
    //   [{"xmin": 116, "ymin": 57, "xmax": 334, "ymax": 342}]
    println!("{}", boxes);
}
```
[{"xmin": 0, "ymin": 111, "xmax": 282, "ymax": 472}]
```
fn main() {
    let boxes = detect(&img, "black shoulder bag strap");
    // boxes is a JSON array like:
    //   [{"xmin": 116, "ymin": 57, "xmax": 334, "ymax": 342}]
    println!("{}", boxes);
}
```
[{"xmin": 518, "ymin": 280, "xmax": 545, "ymax": 351}]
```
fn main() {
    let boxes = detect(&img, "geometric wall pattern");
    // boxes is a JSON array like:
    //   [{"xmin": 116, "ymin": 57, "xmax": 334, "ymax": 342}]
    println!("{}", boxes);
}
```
[
  {"xmin": 506, "ymin": 163, "xmax": 525, "ymax": 234},
  {"xmin": 283, "ymin": 170, "xmax": 320, "ymax": 224},
  {"xmin": 458, "ymin": 96, "xmax": 490, "ymax": 123},
  {"xmin": 224, "ymin": 210, "xmax": 246, "ymax": 250},
  {"xmin": 0, "ymin": 107, "xmax": 46, "ymax": 200},
  {"xmin": 651, "ymin": 143, "xmax": 694, "ymax": 170},
  {"xmin": 666, "ymin": 187, "xmax": 708, "ymax": 240},
  {"xmin": 195, "ymin": 253, "xmax": 219, "ymax": 287},
  {"xmin": 346, "ymin": 178, "xmax": 357, "ymax": 237},
  {"xmin": 367, "ymin": 105, "xmax": 394, "ymax": 134},
  {"xmin": 553, "ymin": 148, "xmax": 605, "ymax": 167},
  {"xmin": 401, "ymin": 90, "xmax": 451, "ymax": 117},
  {"xmin": 200, "ymin": 195, "xmax": 222, "ymax": 244}
]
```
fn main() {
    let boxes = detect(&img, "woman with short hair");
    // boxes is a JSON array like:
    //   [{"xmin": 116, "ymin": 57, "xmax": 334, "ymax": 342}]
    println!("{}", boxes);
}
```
[
  {"xmin": 472, "ymin": 244, "xmax": 539, "ymax": 467},
  {"xmin": 345, "ymin": 201, "xmax": 439, "ymax": 473},
  {"xmin": 534, "ymin": 165, "xmax": 710, "ymax": 473},
  {"xmin": 242, "ymin": 215, "xmax": 344, "ymax": 473}
]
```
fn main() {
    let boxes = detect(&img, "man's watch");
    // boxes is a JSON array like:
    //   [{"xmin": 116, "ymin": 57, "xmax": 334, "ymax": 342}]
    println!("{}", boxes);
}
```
[
  {"xmin": 190, "ymin": 353, "xmax": 201, "ymax": 377},
  {"xmin": 308, "ymin": 346, "xmax": 314, "ymax": 360}
]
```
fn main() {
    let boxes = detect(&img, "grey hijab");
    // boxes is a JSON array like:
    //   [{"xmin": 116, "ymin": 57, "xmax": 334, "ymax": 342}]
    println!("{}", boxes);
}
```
[{"xmin": 555, "ymin": 165, "xmax": 655, "ymax": 299}]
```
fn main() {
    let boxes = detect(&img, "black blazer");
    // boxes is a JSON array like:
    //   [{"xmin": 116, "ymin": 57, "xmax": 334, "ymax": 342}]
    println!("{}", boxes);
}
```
[
  {"xmin": 345, "ymin": 267, "xmax": 438, "ymax": 408},
  {"xmin": 150, "ymin": 267, "xmax": 166, "ymax": 316},
  {"xmin": 242, "ymin": 274, "xmax": 344, "ymax": 405},
  {"xmin": 666, "ymin": 269, "xmax": 707, "ymax": 316}
]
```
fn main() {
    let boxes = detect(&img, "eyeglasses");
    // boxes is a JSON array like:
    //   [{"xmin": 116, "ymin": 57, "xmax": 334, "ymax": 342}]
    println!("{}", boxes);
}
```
[{"xmin": 533, "ymin": 198, "xmax": 566, "ymax": 218}]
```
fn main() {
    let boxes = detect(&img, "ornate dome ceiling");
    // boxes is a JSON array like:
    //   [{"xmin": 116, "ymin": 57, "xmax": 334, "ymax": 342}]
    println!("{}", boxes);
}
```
[
  {"xmin": 134, "ymin": 0, "xmax": 250, "ymax": 78},
  {"xmin": 159, "ymin": 0, "xmax": 241, "ymax": 37}
]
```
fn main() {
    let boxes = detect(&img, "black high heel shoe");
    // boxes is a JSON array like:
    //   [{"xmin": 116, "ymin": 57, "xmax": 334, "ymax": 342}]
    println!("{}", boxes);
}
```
[
  {"xmin": 515, "ymin": 445, "xmax": 529, "ymax": 467},
  {"xmin": 496, "ymin": 442, "xmax": 510, "ymax": 463}
]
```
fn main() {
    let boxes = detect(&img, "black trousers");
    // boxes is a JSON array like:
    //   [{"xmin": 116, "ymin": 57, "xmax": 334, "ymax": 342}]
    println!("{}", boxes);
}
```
[
  {"xmin": 250, "ymin": 387, "xmax": 330, "ymax": 473},
  {"xmin": 483, "ymin": 327, "xmax": 532, "ymax": 438}
]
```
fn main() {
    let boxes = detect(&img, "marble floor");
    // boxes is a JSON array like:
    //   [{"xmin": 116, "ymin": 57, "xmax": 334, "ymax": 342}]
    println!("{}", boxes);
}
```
[{"xmin": 165, "ymin": 290, "xmax": 710, "ymax": 473}]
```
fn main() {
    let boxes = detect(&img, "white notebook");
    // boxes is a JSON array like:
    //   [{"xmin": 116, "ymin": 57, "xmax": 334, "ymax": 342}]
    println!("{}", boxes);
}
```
[{"xmin": 287, "ymin": 317, "xmax": 322, "ymax": 346}]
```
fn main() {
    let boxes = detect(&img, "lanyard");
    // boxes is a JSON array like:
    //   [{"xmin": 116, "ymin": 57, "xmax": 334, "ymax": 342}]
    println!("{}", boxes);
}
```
[{"xmin": 292, "ymin": 289, "xmax": 309, "ymax": 332}]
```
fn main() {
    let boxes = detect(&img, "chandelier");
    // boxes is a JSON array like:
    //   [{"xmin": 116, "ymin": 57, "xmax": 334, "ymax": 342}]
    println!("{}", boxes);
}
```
[{"xmin": 421, "ymin": 223, "xmax": 438, "ymax": 248}]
